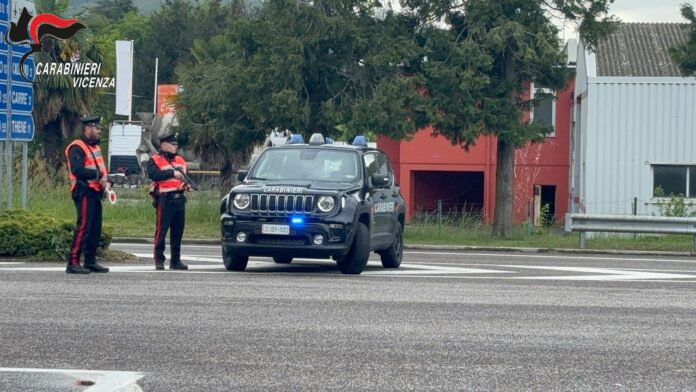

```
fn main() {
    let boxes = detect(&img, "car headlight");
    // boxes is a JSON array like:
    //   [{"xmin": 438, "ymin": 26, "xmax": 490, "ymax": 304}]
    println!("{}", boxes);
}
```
[
  {"xmin": 233, "ymin": 193, "xmax": 250, "ymax": 209},
  {"xmin": 317, "ymin": 196, "xmax": 335, "ymax": 212}
]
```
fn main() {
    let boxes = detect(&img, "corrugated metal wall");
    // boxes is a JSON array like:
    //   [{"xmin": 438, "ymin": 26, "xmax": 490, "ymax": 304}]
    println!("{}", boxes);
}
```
[{"xmin": 583, "ymin": 77, "xmax": 696, "ymax": 215}]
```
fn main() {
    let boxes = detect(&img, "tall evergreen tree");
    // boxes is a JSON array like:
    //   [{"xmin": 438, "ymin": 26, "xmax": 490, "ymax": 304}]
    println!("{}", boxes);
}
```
[{"xmin": 400, "ymin": 0, "xmax": 617, "ymax": 237}]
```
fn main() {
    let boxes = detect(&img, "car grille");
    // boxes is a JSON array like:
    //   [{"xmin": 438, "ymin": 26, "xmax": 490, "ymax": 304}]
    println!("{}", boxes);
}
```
[
  {"xmin": 250, "ymin": 194, "xmax": 314, "ymax": 214},
  {"xmin": 252, "ymin": 235, "xmax": 307, "ymax": 246}
]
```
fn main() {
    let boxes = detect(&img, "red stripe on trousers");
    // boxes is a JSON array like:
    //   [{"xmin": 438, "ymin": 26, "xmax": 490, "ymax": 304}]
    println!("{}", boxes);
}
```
[
  {"xmin": 70, "ymin": 196, "xmax": 88, "ymax": 265},
  {"xmin": 153, "ymin": 201, "xmax": 162, "ymax": 264}
]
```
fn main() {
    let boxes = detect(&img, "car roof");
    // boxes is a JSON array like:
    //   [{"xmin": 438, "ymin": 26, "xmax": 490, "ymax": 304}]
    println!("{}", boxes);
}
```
[{"xmin": 270, "ymin": 143, "xmax": 382, "ymax": 154}]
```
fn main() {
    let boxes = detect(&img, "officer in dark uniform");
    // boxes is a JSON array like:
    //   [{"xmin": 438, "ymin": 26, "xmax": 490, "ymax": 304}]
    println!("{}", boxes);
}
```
[
  {"xmin": 147, "ymin": 133, "xmax": 190, "ymax": 271},
  {"xmin": 64, "ymin": 116, "xmax": 110, "ymax": 274}
]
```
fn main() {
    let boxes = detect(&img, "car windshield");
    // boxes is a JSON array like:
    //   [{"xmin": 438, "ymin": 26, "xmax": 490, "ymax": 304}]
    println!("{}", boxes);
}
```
[{"xmin": 249, "ymin": 148, "xmax": 361, "ymax": 183}]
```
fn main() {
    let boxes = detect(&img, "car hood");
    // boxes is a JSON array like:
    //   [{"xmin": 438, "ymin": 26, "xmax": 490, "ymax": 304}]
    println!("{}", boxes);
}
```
[{"xmin": 233, "ymin": 180, "xmax": 361, "ymax": 193}]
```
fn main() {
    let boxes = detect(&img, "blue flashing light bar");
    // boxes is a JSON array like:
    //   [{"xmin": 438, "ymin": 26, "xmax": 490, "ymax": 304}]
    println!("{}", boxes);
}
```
[
  {"xmin": 289, "ymin": 134, "xmax": 305, "ymax": 144},
  {"xmin": 291, "ymin": 216, "xmax": 305, "ymax": 226},
  {"xmin": 352, "ymin": 135, "xmax": 367, "ymax": 146}
]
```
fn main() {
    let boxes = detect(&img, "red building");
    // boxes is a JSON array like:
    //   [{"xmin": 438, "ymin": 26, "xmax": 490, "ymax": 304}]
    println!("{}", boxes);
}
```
[{"xmin": 378, "ymin": 80, "xmax": 574, "ymax": 224}]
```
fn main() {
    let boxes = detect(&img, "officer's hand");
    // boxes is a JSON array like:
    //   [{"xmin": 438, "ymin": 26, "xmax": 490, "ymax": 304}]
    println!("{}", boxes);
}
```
[
  {"xmin": 185, "ymin": 185, "xmax": 193, "ymax": 192},
  {"xmin": 173, "ymin": 170, "xmax": 185, "ymax": 180},
  {"xmin": 99, "ymin": 176, "xmax": 108, "ymax": 189}
]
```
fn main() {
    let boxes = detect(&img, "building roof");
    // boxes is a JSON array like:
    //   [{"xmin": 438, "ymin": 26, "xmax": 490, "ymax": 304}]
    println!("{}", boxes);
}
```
[{"xmin": 595, "ymin": 23, "xmax": 690, "ymax": 77}]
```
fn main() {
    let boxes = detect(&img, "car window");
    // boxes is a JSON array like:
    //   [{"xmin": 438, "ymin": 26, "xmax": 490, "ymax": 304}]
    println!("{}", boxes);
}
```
[
  {"xmin": 375, "ymin": 154, "xmax": 390, "ymax": 177},
  {"xmin": 250, "ymin": 148, "xmax": 361, "ymax": 182},
  {"xmin": 363, "ymin": 152, "xmax": 391, "ymax": 186},
  {"xmin": 363, "ymin": 153, "xmax": 377, "ymax": 177}
]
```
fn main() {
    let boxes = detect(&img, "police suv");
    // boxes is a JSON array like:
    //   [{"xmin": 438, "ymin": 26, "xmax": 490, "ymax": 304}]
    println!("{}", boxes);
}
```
[{"xmin": 220, "ymin": 134, "xmax": 406, "ymax": 274}]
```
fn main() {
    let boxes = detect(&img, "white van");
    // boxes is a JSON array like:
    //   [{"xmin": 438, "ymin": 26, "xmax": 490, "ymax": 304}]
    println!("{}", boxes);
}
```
[{"xmin": 108, "ymin": 121, "xmax": 143, "ymax": 175}]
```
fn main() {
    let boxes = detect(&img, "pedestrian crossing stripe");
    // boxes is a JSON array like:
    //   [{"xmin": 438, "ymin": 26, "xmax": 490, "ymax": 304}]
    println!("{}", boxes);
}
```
[{"xmin": 3, "ymin": 255, "xmax": 696, "ymax": 281}]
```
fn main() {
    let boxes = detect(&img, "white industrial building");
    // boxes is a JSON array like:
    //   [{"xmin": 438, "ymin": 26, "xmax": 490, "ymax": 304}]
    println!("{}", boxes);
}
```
[{"xmin": 571, "ymin": 23, "xmax": 696, "ymax": 216}]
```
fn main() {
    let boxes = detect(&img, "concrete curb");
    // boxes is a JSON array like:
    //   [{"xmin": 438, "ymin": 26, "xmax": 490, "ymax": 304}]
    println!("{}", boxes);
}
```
[{"xmin": 112, "ymin": 237, "xmax": 694, "ymax": 258}]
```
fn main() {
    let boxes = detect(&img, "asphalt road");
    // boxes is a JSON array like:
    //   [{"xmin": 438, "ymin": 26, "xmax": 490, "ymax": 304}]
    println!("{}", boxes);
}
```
[{"xmin": 1, "ymin": 243, "xmax": 696, "ymax": 391}]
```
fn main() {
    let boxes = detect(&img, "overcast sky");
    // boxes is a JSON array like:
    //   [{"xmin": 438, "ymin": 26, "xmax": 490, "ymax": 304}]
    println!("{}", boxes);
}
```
[{"xmin": 609, "ymin": 0, "xmax": 692, "ymax": 23}]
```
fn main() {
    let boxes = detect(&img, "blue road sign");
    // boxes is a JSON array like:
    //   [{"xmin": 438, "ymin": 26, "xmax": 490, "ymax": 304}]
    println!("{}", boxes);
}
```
[
  {"xmin": 0, "ymin": 23, "xmax": 7, "ymax": 52},
  {"xmin": 10, "ymin": 112, "xmax": 33, "ymax": 141},
  {"xmin": 0, "ymin": 83, "xmax": 7, "ymax": 110},
  {"xmin": 0, "ymin": 113, "xmax": 6, "ymax": 140},
  {"xmin": 0, "ymin": 0, "xmax": 8, "ymax": 22},
  {"xmin": 0, "ymin": 55, "xmax": 7, "ymax": 81},
  {"xmin": 11, "ymin": 54, "xmax": 34, "ymax": 82},
  {"xmin": 11, "ymin": 42, "xmax": 31, "ymax": 55},
  {"xmin": 10, "ymin": 82, "xmax": 31, "ymax": 112}
]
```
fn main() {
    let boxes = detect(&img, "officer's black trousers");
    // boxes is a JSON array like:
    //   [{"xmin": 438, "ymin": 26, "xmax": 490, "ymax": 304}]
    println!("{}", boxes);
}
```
[
  {"xmin": 68, "ymin": 192, "xmax": 102, "ymax": 266},
  {"xmin": 153, "ymin": 193, "xmax": 186, "ymax": 265}
]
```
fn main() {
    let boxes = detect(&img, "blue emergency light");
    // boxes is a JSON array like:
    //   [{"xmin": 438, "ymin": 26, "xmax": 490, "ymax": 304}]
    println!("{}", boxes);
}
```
[
  {"xmin": 291, "ymin": 216, "xmax": 305, "ymax": 226},
  {"xmin": 289, "ymin": 134, "xmax": 305, "ymax": 144},
  {"xmin": 352, "ymin": 135, "xmax": 367, "ymax": 146}
]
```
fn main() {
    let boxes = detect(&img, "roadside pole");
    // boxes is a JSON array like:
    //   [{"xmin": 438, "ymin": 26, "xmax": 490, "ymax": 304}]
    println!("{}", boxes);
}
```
[{"xmin": 20, "ymin": 141, "xmax": 26, "ymax": 207}]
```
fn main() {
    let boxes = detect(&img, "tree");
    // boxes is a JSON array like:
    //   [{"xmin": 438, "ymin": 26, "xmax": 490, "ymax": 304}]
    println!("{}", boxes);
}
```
[
  {"xmin": 33, "ymin": 0, "xmax": 105, "ymax": 167},
  {"xmin": 88, "ymin": 0, "xmax": 137, "ymax": 21},
  {"xmin": 131, "ymin": 0, "xmax": 241, "ymax": 113},
  {"xmin": 670, "ymin": 3, "xmax": 696, "ymax": 76},
  {"xmin": 399, "ymin": 0, "xmax": 617, "ymax": 237},
  {"xmin": 176, "ymin": 0, "xmax": 423, "ymax": 188}
]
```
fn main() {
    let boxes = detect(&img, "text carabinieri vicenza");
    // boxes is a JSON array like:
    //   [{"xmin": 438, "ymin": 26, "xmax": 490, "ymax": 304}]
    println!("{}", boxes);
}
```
[{"xmin": 35, "ymin": 62, "xmax": 115, "ymax": 88}]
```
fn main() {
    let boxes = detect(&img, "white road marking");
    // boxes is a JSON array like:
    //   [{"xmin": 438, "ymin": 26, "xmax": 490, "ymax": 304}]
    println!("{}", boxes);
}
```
[
  {"xmin": 3, "ymin": 254, "xmax": 696, "ymax": 281},
  {"xmin": 0, "ymin": 368, "xmax": 144, "ymax": 392},
  {"xmin": 132, "ymin": 253, "xmax": 222, "ymax": 263},
  {"xmin": 0, "ymin": 262, "xmax": 23, "ymax": 265},
  {"xmin": 405, "ymin": 251, "xmax": 696, "ymax": 264},
  {"xmin": 504, "ymin": 265, "xmax": 696, "ymax": 281},
  {"xmin": 113, "ymin": 243, "xmax": 694, "ymax": 263}
]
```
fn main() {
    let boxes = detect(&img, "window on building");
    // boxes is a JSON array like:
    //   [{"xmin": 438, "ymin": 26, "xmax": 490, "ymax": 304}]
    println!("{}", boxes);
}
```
[
  {"xmin": 530, "ymin": 85, "xmax": 556, "ymax": 137},
  {"xmin": 652, "ymin": 165, "xmax": 696, "ymax": 198}
]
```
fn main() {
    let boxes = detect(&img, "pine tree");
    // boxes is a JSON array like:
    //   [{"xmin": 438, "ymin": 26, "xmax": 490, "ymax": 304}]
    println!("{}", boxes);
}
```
[{"xmin": 400, "ymin": 0, "xmax": 616, "ymax": 237}]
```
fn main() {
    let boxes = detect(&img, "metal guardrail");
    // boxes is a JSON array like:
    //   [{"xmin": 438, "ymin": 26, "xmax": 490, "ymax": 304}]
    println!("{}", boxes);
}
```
[{"xmin": 565, "ymin": 214, "xmax": 696, "ymax": 252}]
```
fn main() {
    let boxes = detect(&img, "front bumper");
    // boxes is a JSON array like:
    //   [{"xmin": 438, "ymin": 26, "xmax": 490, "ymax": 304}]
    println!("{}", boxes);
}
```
[{"xmin": 221, "ymin": 215, "xmax": 354, "ymax": 258}]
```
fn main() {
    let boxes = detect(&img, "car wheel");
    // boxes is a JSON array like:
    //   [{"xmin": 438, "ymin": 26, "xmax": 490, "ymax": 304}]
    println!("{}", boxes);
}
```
[
  {"xmin": 336, "ymin": 222, "xmax": 370, "ymax": 274},
  {"xmin": 223, "ymin": 247, "xmax": 249, "ymax": 271},
  {"xmin": 379, "ymin": 222, "xmax": 403, "ymax": 268},
  {"xmin": 273, "ymin": 256, "xmax": 293, "ymax": 264}
]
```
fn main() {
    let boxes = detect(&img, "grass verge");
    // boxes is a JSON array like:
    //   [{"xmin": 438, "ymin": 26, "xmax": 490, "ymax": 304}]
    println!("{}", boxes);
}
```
[
  {"xmin": 27, "ymin": 185, "xmax": 695, "ymax": 253},
  {"xmin": 405, "ymin": 224, "xmax": 694, "ymax": 253}
]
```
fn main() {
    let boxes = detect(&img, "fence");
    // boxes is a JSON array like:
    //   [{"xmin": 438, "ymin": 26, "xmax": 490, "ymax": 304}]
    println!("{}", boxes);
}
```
[{"xmin": 565, "ymin": 213, "xmax": 696, "ymax": 252}]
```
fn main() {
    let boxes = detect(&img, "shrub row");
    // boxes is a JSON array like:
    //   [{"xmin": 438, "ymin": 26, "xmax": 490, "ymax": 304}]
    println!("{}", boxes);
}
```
[{"xmin": 0, "ymin": 209, "xmax": 111, "ymax": 259}]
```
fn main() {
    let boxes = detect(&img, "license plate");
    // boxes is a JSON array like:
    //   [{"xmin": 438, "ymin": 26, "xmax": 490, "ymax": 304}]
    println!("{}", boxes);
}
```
[{"xmin": 261, "ymin": 224, "xmax": 290, "ymax": 235}]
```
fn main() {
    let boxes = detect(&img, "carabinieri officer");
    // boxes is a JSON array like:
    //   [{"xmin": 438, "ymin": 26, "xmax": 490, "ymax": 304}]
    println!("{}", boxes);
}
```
[{"xmin": 147, "ymin": 133, "xmax": 190, "ymax": 271}]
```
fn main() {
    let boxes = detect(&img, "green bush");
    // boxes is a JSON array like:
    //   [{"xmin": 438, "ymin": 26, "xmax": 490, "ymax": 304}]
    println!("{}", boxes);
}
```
[{"xmin": 0, "ymin": 209, "xmax": 112, "ymax": 259}]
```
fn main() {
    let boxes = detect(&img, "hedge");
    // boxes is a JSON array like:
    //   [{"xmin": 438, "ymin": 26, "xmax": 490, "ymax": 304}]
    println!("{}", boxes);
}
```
[{"xmin": 0, "ymin": 209, "xmax": 112, "ymax": 259}]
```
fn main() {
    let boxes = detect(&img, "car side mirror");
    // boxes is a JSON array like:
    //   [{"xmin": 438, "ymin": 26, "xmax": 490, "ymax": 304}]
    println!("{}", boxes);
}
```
[
  {"xmin": 237, "ymin": 170, "xmax": 248, "ymax": 182},
  {"xmin": 371, "ymin": 173, "xmax": 390, "ymax": 188}
]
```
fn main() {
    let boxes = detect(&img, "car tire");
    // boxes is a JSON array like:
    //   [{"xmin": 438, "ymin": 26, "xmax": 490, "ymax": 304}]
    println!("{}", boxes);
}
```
[
  {"xmin": 273, "ymin": 256, "xmax": 293, "ymax": 264},
  {"xmin": 379, "ymin": 222, "xmax": 403, "ymax": 268},
  {"xmin": 223, "ymin": 247, "xmax": 249, "ymax": 271},
  {"xmin": 336, "ymin": 222, "xmax": 370, "ymax": 274}
]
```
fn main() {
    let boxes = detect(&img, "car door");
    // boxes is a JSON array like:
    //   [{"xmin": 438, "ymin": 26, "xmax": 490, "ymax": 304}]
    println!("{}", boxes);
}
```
[
  {"xmin": 363, "ymin": 152, "xmax": 392, "ymax": 248},
  {"xmin": 375, "ymin": 153, "xmax": 398, "ymax": 241}
]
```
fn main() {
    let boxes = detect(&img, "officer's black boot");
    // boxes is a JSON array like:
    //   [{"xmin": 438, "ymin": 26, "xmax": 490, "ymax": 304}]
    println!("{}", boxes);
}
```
[
  {"xmin": 84, "ymin": 263, "xmax": 109, "ymax": 273},
  {"xmin": 66, "ymin": 264, "xmax": 91, "ymax": 274},
  {"xmin": 169, "ymin": 261, "xmax": 188, "ymax": 270},
  {"xmin": 155, "ymin": 260, "xmax": 165, "ymax": 270}
]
